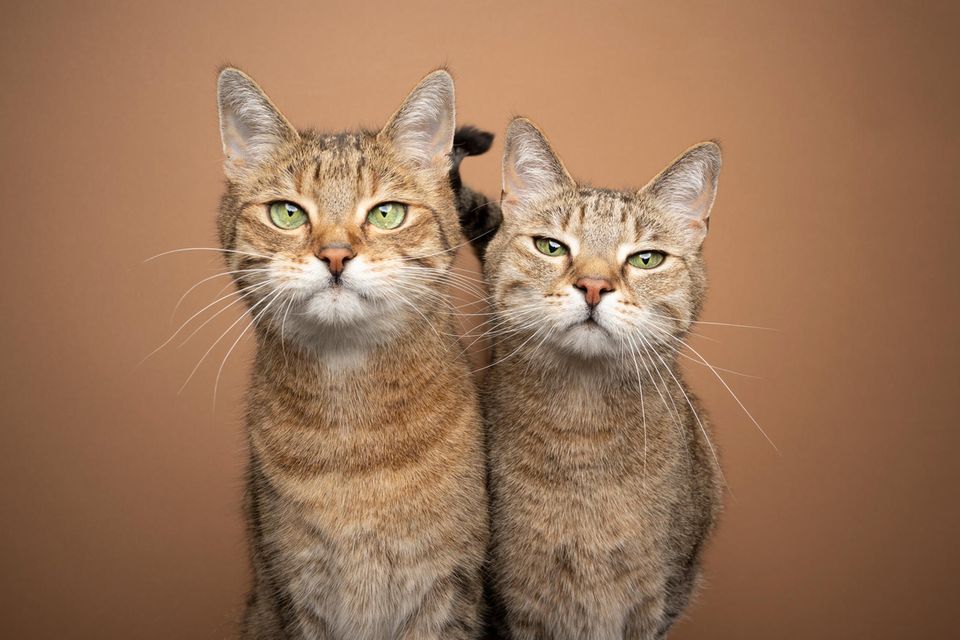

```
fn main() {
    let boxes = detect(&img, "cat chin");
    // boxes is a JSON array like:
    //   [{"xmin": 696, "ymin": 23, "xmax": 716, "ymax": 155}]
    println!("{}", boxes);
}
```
[
  {"xmin": 301, "ymin": 287, "xmax": 374, "ymax": 325},
  {"xmin": 274, "ymin": 288, "xmax": 405, "ymax": 356},
  {"xmin": 550, "ymin": 322, "xmax": 620, "ymax": 359}
]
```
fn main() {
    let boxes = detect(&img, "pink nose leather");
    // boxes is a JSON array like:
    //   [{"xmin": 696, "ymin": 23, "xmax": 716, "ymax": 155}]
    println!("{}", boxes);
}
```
[
  {"xmin": 575, "ymin": 277, "xmax": 614, "ymax": 306},
  {"xmin": 316, "ymin": 246, "xmax": 354, "ymax": 276}
]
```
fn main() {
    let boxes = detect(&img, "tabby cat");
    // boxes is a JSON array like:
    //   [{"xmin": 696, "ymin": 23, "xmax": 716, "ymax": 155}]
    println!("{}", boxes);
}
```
[
  {"xmin": 214, "ymin": 67, "xmax": 491, "ymax": 639},
  {"xmin": 482, "ymin": 118, "xmax": 724, "ymax": 639}
]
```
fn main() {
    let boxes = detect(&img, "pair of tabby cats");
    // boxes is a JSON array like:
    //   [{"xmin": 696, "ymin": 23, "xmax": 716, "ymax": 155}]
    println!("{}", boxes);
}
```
[{"xmin": 213, "ymin": 67, "xmax": 723, "ymax": 640}]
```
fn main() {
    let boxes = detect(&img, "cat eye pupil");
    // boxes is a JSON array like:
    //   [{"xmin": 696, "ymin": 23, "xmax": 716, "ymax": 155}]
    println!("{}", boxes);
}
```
[
  {"xmin": 367, "ymin": 202, "xmax": 407, "ymax": 229},
  {"xmin": 628, "ymin": 250, "xmax": 665, "ymax": 270},
  {"xmin": 534, "ymin": 237, "xmax": 569, "ymax": 257},
  {"xmin": 269, "ymin": 201, "xmax": 308, "ymax": 230}
]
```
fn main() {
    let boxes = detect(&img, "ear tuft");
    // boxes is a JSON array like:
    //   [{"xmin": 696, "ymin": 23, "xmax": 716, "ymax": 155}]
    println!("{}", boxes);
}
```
[
  {"xmin": 642, "ymin": 141, "xmax": 722, "ymax": 242},
  {"xmin": 216, "ymin": 67, "xmax": 296, "ymax": 180},
  {"xmin": 501, "ymin": 118, "xmax": 574, "ymax": 208},
  {"xmin": 380, "ymin": 70, "xmax": 456, "ymax": 169}
]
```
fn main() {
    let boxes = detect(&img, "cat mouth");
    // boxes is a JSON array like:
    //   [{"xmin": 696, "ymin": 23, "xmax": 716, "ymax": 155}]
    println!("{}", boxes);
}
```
[{"xmin": 577, "ymin": 316, "xmax": 608, "ymax": 332}]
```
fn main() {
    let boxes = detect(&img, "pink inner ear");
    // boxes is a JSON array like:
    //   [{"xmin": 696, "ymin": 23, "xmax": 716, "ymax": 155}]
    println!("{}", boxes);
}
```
[
  {"xmin": 502, "ymin": 162, "xmax": 527, "ymax": 204},
  {"xmin": 688, "ymin": 186, "xmax": 713, "ymax": 222}
]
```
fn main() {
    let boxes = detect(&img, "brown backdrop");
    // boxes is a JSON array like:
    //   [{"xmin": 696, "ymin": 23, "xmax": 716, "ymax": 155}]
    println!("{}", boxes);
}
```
[{"xmin": 1, "ymin": 1, "xmax": 958, "ymax": 638}]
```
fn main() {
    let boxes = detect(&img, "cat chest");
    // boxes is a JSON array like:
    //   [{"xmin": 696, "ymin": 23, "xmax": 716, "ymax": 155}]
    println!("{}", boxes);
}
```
[{"xmin": 286, "ymin": 534, "xmax": 443, "ymax": 639}]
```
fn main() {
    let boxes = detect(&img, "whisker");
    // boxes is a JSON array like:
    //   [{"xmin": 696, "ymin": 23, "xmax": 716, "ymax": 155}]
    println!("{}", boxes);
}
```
[
  {"xmin": 138, "ymin": 280, "xmax": 272, "ymax": 368},
  {"xmin": 172, "ymin": 267, "xmax": 273, "ymax": 317},
  {"xmin": 213, "ymin": 288, "xmax": 286, "ymax": 408},
  {"xmin": 143, "ymin": 247, "xmax": 272, "ymax": 263},
  {"xmin": 177, "ymin": 281, "xmax": 273, "ymax": 348},
  {"xmin": 637, "ymin": 331, "xmax": 729, "ymax": 491},
  {"xmin": 179, "ymin": 289, "xmax": 277, "ymax": 394},
  {"xmin": 622, "ymin": 333, "xmax": 648, "ymax": 483},
  {"xmin": 646, "ymin": 310, "xmax": 778, "ymax": 332},
  {"xmin": 664, "ymin": 333, "xmax": 779, "ymax": 454}
]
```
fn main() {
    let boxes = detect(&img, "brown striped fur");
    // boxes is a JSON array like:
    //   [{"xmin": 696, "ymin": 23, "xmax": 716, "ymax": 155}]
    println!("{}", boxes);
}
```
[
  {"xmin": 215, "ymin": 68, "xmax": 490, "ymax": 639},
  {"xmin": 482, "ymin": 119, "xmax": 724, "ymax": 639}
]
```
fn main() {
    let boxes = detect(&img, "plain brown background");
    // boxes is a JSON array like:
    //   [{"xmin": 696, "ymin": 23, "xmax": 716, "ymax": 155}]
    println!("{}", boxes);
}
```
[{"xmin": 2, "ymin": 1, "xmax": 958, "ymax": 638}]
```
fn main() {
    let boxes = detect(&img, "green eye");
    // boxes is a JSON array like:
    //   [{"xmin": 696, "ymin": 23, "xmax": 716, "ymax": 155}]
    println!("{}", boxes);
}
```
[
  {"xmin": 534, "ymin": 237, "xmax": 568, "ymax": 257},
  {"xmin": 269, "ymin": 201, "xmax": 308, "ymax": 230},
  {"xmin": 628, "ymin": 250, "xmax": 666, "ymax": 269},
  {"xmin": 367, "ymin": 202, "xmax": 407, "ymax": 229}
]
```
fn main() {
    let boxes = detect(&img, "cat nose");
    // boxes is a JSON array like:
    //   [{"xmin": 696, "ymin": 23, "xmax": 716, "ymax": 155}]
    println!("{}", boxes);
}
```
[
  {"xmin": 574, "ymin": 276, "xmax": 614, "ymax": 307},
  {"xmin": 316, "ymin": 245, "xmax": 354, "ymax": 277}
]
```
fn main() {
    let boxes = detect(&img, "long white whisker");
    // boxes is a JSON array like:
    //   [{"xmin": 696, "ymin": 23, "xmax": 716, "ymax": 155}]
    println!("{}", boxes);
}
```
[
  {"xmin": 179, "ymin": 290, "xmax": 277, "ymax": 394},
  {"xmin": 172, "ymin": 268, "xmax": 273, "ymax": 317},
  {"xmin": 637, "ymin": 331, "xmax": 728, "ymax": 490},
  {"xmin": 213, "ymin": 289, "xmax": 285, "ymax": 408},
  {"xmin": 138, "ymin": 280, "xmax": 272, "ymax": 368},
  {"xmin": 144, "ymin": 247, "xmax": 272, "ymax": 263},
  {"xmin": 177, "ymin": 281, "xmax": 273, "ymax": 347},
  {"xmin": 665, "ymin": 334, "xmax": 779, "ymax": 454}
]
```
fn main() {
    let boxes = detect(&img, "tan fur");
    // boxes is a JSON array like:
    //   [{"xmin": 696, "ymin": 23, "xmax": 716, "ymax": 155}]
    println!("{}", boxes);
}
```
[
  {"xmin": 483, "ymin": 119, "xmax": 724, "ymax": 639},
  {"xmin": 215, "ymin": 68, "xmax": 488, "ymax": 639}
]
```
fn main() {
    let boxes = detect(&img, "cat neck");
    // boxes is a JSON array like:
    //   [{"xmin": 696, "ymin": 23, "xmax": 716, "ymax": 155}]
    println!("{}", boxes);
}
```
[
  {"xmin": 253, "ymin": 306, "xmax": 464, "ymax": 389},
  {"xmin": 488, "ymin": 332, "xmax": 690, "ymax": 426}
]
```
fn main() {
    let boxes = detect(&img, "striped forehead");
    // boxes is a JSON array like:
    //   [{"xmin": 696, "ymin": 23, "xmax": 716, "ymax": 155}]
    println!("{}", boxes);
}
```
[
  {"xmin": 306, "ymin": 134, "xmax": 368, "ymax": 221},
  {"xmin": 268, "ymin": 133, "xmax": 378, "ymax": 222},
  {"xmin": 556, "ymin": 190, "xmax": 659, "ymax": 252}
]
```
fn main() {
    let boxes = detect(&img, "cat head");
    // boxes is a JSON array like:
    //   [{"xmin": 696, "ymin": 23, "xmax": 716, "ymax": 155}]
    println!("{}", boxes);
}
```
[
  {"xmin": 485, "ymin": 117, "xmax": 721, "ymax": 361},
  {"xmin": 215, "ymin": 67, "xmax": 464, "ymax": 354}
]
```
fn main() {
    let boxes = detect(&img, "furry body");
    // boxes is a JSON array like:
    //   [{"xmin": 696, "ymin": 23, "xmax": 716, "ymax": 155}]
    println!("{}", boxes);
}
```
[
  {"xmin": 214, "ymin": 69, "xmax": 491, "ymax": 639},
  {"xmin": 482, "ymin": 120, "xmax": 724, "ymax": 639}
]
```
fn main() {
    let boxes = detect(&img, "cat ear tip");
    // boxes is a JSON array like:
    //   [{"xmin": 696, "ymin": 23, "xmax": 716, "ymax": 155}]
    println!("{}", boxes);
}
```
[
  {"xmin": 509, "ymin": 116, "xmax": 535, "ymax": 127},
  {"xmin": 421, "ymin": 68, "xmax": 455, "ymax": 93},
  {"xmin": 217, "ymin": 66, "xmax": 248, "ymax": 84},
  {"xmin": 506, "ymin": 117, "xmax": 541, "ymax": 140},
  {"xmin": 699, "ymin": 140, "xmax": 723, "ymax": 163}
]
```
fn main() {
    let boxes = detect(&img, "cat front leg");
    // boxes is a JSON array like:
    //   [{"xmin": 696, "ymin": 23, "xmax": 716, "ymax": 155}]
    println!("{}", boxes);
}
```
[{"xmin": 396, "ymin": 566, "xmax": 484, "ymax": 640}]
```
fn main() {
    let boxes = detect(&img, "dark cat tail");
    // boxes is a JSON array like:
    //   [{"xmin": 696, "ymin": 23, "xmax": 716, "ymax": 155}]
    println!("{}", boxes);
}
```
[
  {"xmin": 450, "ymin": 126, "xmax": 502, "ymax": 261},
  {"xmin": 451, "ymin": 125, "xmax": 495, "ymax": 176}
]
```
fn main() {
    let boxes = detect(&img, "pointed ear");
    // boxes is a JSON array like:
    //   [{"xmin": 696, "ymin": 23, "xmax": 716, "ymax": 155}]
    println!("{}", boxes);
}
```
[
  {"xmin": 501, "ymin": 118, "xmax": 575, "ymax": 209},
  {"xmin": 217, "ymin": 68, "xmax": 297, "ymax": 180},
  {"xmin": 379, "ymin": 70, "xmax": 456, "ymax": 170},
  {"xmin": 641, "ymin": 141, "xmax": 722, "ymax": 244}
]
